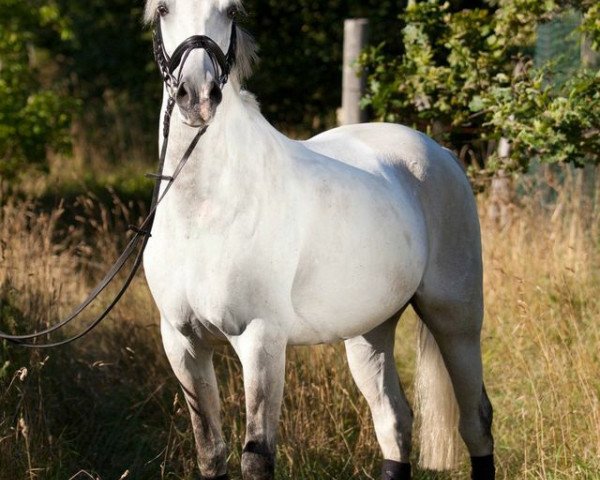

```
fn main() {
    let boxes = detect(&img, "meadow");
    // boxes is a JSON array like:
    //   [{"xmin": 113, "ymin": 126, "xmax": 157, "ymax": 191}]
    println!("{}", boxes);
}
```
[{"xmin": 1, "ymin": 165, "xmax": 599, "ymax": 480}]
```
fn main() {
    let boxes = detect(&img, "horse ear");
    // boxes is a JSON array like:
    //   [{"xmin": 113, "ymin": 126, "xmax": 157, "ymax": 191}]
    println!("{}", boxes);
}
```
[
  {"xmin": 232, "ymin": 26, "xmax": 259, "ymax": 83},
  {"xmin": 143, "ymin": 0, "xmax": 158, "ymax": 25}
]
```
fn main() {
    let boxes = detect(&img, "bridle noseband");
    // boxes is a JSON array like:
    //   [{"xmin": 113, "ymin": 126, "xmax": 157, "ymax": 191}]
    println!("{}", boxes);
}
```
[
  {"xmin": 0, "ymin": 18, "xmax": 237, "ymax": 348},
  {"xmin": 153, "ymin": 17, "xmax": 237, "ymax": 104}
]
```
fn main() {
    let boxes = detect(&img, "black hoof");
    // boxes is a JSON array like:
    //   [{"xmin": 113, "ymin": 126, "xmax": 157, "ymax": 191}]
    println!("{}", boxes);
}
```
[
  {"xmin": 381, "ymin": 459, "xmax": 411, "ymax": 480},
  {"xmin": 471, "ymin": 455, "xmax": 495, "ymax": 480}
]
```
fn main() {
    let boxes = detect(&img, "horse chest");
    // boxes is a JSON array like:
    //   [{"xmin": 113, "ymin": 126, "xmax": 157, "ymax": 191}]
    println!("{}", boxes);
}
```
[{"xmin": 144, "ymin": 201, "xmax": 297, "ymax": 334}]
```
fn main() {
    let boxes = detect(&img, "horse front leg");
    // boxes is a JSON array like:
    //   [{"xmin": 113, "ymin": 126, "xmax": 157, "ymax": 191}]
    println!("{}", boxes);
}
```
[
  {"xmin": 161, "ymin": 317, "xmax": 229, "ymax": 479},
  {"xmin": 230, "ymin": 320, "xmax": 286, "ymax": 480}
]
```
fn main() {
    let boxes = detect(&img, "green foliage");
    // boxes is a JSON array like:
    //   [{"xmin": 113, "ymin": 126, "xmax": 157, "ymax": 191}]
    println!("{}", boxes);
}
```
[
  {"xmin": 360, "ymin": 0, "xmax": 600, "ymax": 174},
  {"xmin": 4, "ymin": 0, "xmax": 597, "ymax": 184},
  {"xmin": 361, "ymin": 2, "xmax": 510, "ymax": 129},
  {"xmin": 48, "ymin": 0, "xmax": 405, "ymax": 137},
  {"xmin": 581, "ymin": 3, "xmax": 600, "ymax": 50},
  {"xmin": 484, "ymin": 68, "xmax": 600, "ymax": 170},
  {"xmin": 0, "ymin": 0, "xmax": 78, "ymax": 181},
  {"xmin": 2, "ymin": 0, "xmax": 407, "ymax": 186}
]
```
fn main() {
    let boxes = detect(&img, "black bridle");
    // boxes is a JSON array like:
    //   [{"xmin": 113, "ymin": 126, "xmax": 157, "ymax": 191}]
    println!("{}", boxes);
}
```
[
  {"xmin": 0, "ymin": 18, "xmax": 237, "ymax": 348},
  {"xmin": 154, "ymin": 18, "xmax": 237, "ymax": 108}
]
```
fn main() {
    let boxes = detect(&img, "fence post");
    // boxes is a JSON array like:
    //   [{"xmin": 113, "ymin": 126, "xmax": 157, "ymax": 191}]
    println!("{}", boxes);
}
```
[{"xmin": 340, "ymin": 18, "xmax": 369, "ymax": 125}]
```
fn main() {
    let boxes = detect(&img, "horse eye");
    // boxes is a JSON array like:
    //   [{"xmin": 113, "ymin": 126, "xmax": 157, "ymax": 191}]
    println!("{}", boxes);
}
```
[
  {"xmin": 157, "ymin": 3, "xmax": 169, "ymax": 17},
  {"xmin": 226, "ymin": 6, "xmax": 238, "ymax": 19}
]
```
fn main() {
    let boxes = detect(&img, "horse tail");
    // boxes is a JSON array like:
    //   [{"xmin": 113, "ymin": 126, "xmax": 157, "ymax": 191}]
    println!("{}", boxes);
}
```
[{"xmin": 415, "ymin": 320, "xmax": 461, "ymax": 470}]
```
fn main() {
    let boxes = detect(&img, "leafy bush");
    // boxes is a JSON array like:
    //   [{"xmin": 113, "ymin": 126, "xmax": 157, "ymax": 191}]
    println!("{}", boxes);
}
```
[
  {"xmin": 360, "ymin": 0, "xmax": 600, "ymax": 175},
  {"xmin": 2, "ymin": 0, "xmax": 407, "ymax": 186},
  {"xmin": 484, "ymin": 68, "xmax": 600, "ymax": 171},
  {"xmin": 0, "ymin": 0, "xmax": 78, "ymax": 181}
]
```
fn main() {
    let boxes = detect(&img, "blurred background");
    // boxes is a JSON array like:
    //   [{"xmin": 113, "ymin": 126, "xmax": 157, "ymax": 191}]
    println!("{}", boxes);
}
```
[{"xmin": 1, "ymin": 1, "xmax": 599, "ymax": 479}]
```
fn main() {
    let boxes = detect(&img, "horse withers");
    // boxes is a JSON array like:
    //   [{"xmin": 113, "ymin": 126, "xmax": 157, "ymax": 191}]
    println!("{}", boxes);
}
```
[{"xmin": 142, "ymin": 1, "xmax": 495, "ymax": 479}]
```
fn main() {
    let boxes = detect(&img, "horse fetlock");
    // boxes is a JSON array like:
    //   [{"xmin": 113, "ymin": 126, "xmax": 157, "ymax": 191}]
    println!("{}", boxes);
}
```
[
  {"xmin": 457, "ymin": 387, "xmax": 494, "ymax": 457},
  {"xmin": 241, "ymin": 447, "xmax": 275, "ymax": 480},
  {"xmin": 458, "ymin": 416, "xmax": 494, "ymax": 458},
  {"xmin": 374, "ymin": 416, "xmax": 412, "ymax": 461},
  {"xmin": 381, "ymin": 459, "xmax": 411, "ymax": 480},
  {"xmin": 480, "ymin": 387, "xmax": 494, "ymax": 432},
  {"xmin": 197, "ymin": 441, "xmax": 228, "ymax": 478}
]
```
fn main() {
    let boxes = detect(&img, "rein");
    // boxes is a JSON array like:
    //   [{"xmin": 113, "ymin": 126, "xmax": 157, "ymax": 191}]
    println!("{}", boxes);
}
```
[{"xmin": 0, "ymin": 19, "xmax": 236, "ymax": 348}]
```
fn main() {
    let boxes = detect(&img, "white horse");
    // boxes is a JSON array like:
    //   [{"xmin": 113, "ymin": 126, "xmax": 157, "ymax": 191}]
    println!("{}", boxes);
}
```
[{"xmin": 142, "ymin": 1, "xmax": 495, "ymax": 479}]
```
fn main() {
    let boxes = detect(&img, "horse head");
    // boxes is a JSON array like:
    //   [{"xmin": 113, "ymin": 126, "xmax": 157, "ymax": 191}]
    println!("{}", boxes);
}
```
[{"xmin": 146, "ymin": 0, "xmax": 256, "ymax": 127}]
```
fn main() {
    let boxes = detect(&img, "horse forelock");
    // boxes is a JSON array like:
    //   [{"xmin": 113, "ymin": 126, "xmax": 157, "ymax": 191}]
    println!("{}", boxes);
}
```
[
  {"xmin": 143, "ymin": 0, "xmax": 244, "ymax": 24},
  {"xmin": 143, "ymin": 0, "xmax": 159, "ymax": 24}
]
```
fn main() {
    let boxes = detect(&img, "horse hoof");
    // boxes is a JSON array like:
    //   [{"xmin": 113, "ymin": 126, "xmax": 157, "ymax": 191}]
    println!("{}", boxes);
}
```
[
  {"xmin": 381, "ymin": 459, "xmax": 411, "ymax": 480},
  {"xmin": 471, "ymin": 455, "xmax": 495, "ymax": 480}
]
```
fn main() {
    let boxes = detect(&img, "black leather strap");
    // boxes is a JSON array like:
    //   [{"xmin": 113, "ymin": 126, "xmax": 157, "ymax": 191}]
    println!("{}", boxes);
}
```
[
  {"xmin": 0, "ymin": 8, "xmax": 238, "ymax": 348},
  {"xmin": 0, "ymin": 93, "xmax": 203, "ymax": 347},
  {"xmin": 0, "ymin": 4, "xmax": 234, "ymax": 350},
  {"xmin": 154, "ymin": 19, "xmax": 236, "ymax": 90}
]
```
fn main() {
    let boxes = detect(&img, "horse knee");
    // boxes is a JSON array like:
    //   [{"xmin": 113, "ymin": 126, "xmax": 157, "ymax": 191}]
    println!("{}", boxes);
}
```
[{"xmin": 241, "ymin": 441, "xmax": 275, "ymax": 480}]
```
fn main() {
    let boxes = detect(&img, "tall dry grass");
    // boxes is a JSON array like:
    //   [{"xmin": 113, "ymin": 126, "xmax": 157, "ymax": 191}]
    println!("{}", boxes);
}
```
[
  {"xmin": 479, "ymin": 169, "xmax": 600, "ymax": 479},
  {"xmin": 1, "ymin": 168, "xmax": 599, "ymax": 479}
]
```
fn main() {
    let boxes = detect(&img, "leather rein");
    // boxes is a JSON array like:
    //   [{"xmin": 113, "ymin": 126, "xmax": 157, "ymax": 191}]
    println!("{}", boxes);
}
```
[{"xmin": 0, "ymin": 19, "xmax": 237, "ymax": 348}]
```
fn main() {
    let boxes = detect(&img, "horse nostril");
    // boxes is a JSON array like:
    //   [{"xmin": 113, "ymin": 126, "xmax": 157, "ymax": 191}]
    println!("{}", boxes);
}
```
[
  {"xmin": 209, "ymin": 82, "xmax": 223, "ymax": 106},
  {"xmin": 176, "ymin": 82, "xmax": 197, "ymax": 110}
]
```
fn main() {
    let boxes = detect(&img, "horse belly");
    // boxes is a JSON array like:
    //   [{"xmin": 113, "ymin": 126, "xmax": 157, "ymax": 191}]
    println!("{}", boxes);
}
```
[{"xmin": 289, "ymin": 193, "xmax": 426, "ymax": 344}]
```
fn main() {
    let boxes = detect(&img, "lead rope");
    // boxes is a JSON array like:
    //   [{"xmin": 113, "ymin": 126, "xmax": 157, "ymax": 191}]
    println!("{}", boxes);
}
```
[
  {"xmin": 0, "ymin": 20, "xmax": 236, "ymax": 348},
  {"xmin": 0, "ymin": 99, "xmax": 203, "ymax": 348}
]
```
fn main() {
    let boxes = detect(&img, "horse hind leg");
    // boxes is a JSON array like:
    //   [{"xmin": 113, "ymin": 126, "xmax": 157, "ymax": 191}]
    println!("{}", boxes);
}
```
[
  {"xmin": 412, "ymin": 294, "xmax": 495, "ymax": 480},
  {"xmin": 344, "ymin": 316, "xmax": 413, "ymax": 480},
  {"xmin": 161, "ymin": 317, "xmax": 229, "ymax": 479}
]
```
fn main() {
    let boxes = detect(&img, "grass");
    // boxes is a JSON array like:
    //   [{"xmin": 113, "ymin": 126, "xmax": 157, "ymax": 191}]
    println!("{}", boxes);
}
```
[{"xmin": 1, "ymin": 167, "xmax": 599, "ymax": 479}]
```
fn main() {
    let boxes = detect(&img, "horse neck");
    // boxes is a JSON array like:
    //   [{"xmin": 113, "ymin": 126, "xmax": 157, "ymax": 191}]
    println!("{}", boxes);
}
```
[{"xmin": 162, "ymin": 85, "xmax": 289, "ymax": 209}]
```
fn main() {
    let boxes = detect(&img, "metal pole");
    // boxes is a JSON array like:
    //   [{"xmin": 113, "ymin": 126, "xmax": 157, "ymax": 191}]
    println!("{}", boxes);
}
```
[{"xmin": 340, "ymin": 18, "xmax": 369, "ymax": 125}]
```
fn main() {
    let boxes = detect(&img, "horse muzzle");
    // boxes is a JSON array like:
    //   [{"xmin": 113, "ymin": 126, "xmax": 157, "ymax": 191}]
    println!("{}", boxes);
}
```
[{"xmin": 175, "ymin": 79, "xmax": 223, "ymax": 126}]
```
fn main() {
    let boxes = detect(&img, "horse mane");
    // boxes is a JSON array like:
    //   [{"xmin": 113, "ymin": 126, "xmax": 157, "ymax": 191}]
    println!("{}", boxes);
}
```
[
  {"xmin": 231, "ymin": 26, "xmax": 258, "ymax": 83},
  {"xmin": 143, "ymin": 1, "xmax": 257, "ymax": 82}
]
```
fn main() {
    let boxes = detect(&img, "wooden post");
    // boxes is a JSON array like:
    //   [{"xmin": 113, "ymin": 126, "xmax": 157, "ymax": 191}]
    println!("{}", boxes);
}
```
[
  {"xmin": 340, "ymin": 18, "xmax": 369, "ymax": 125},
  {"xmin": 487, "ymin": 139, "xmax": 512, "ymax": 228}
]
